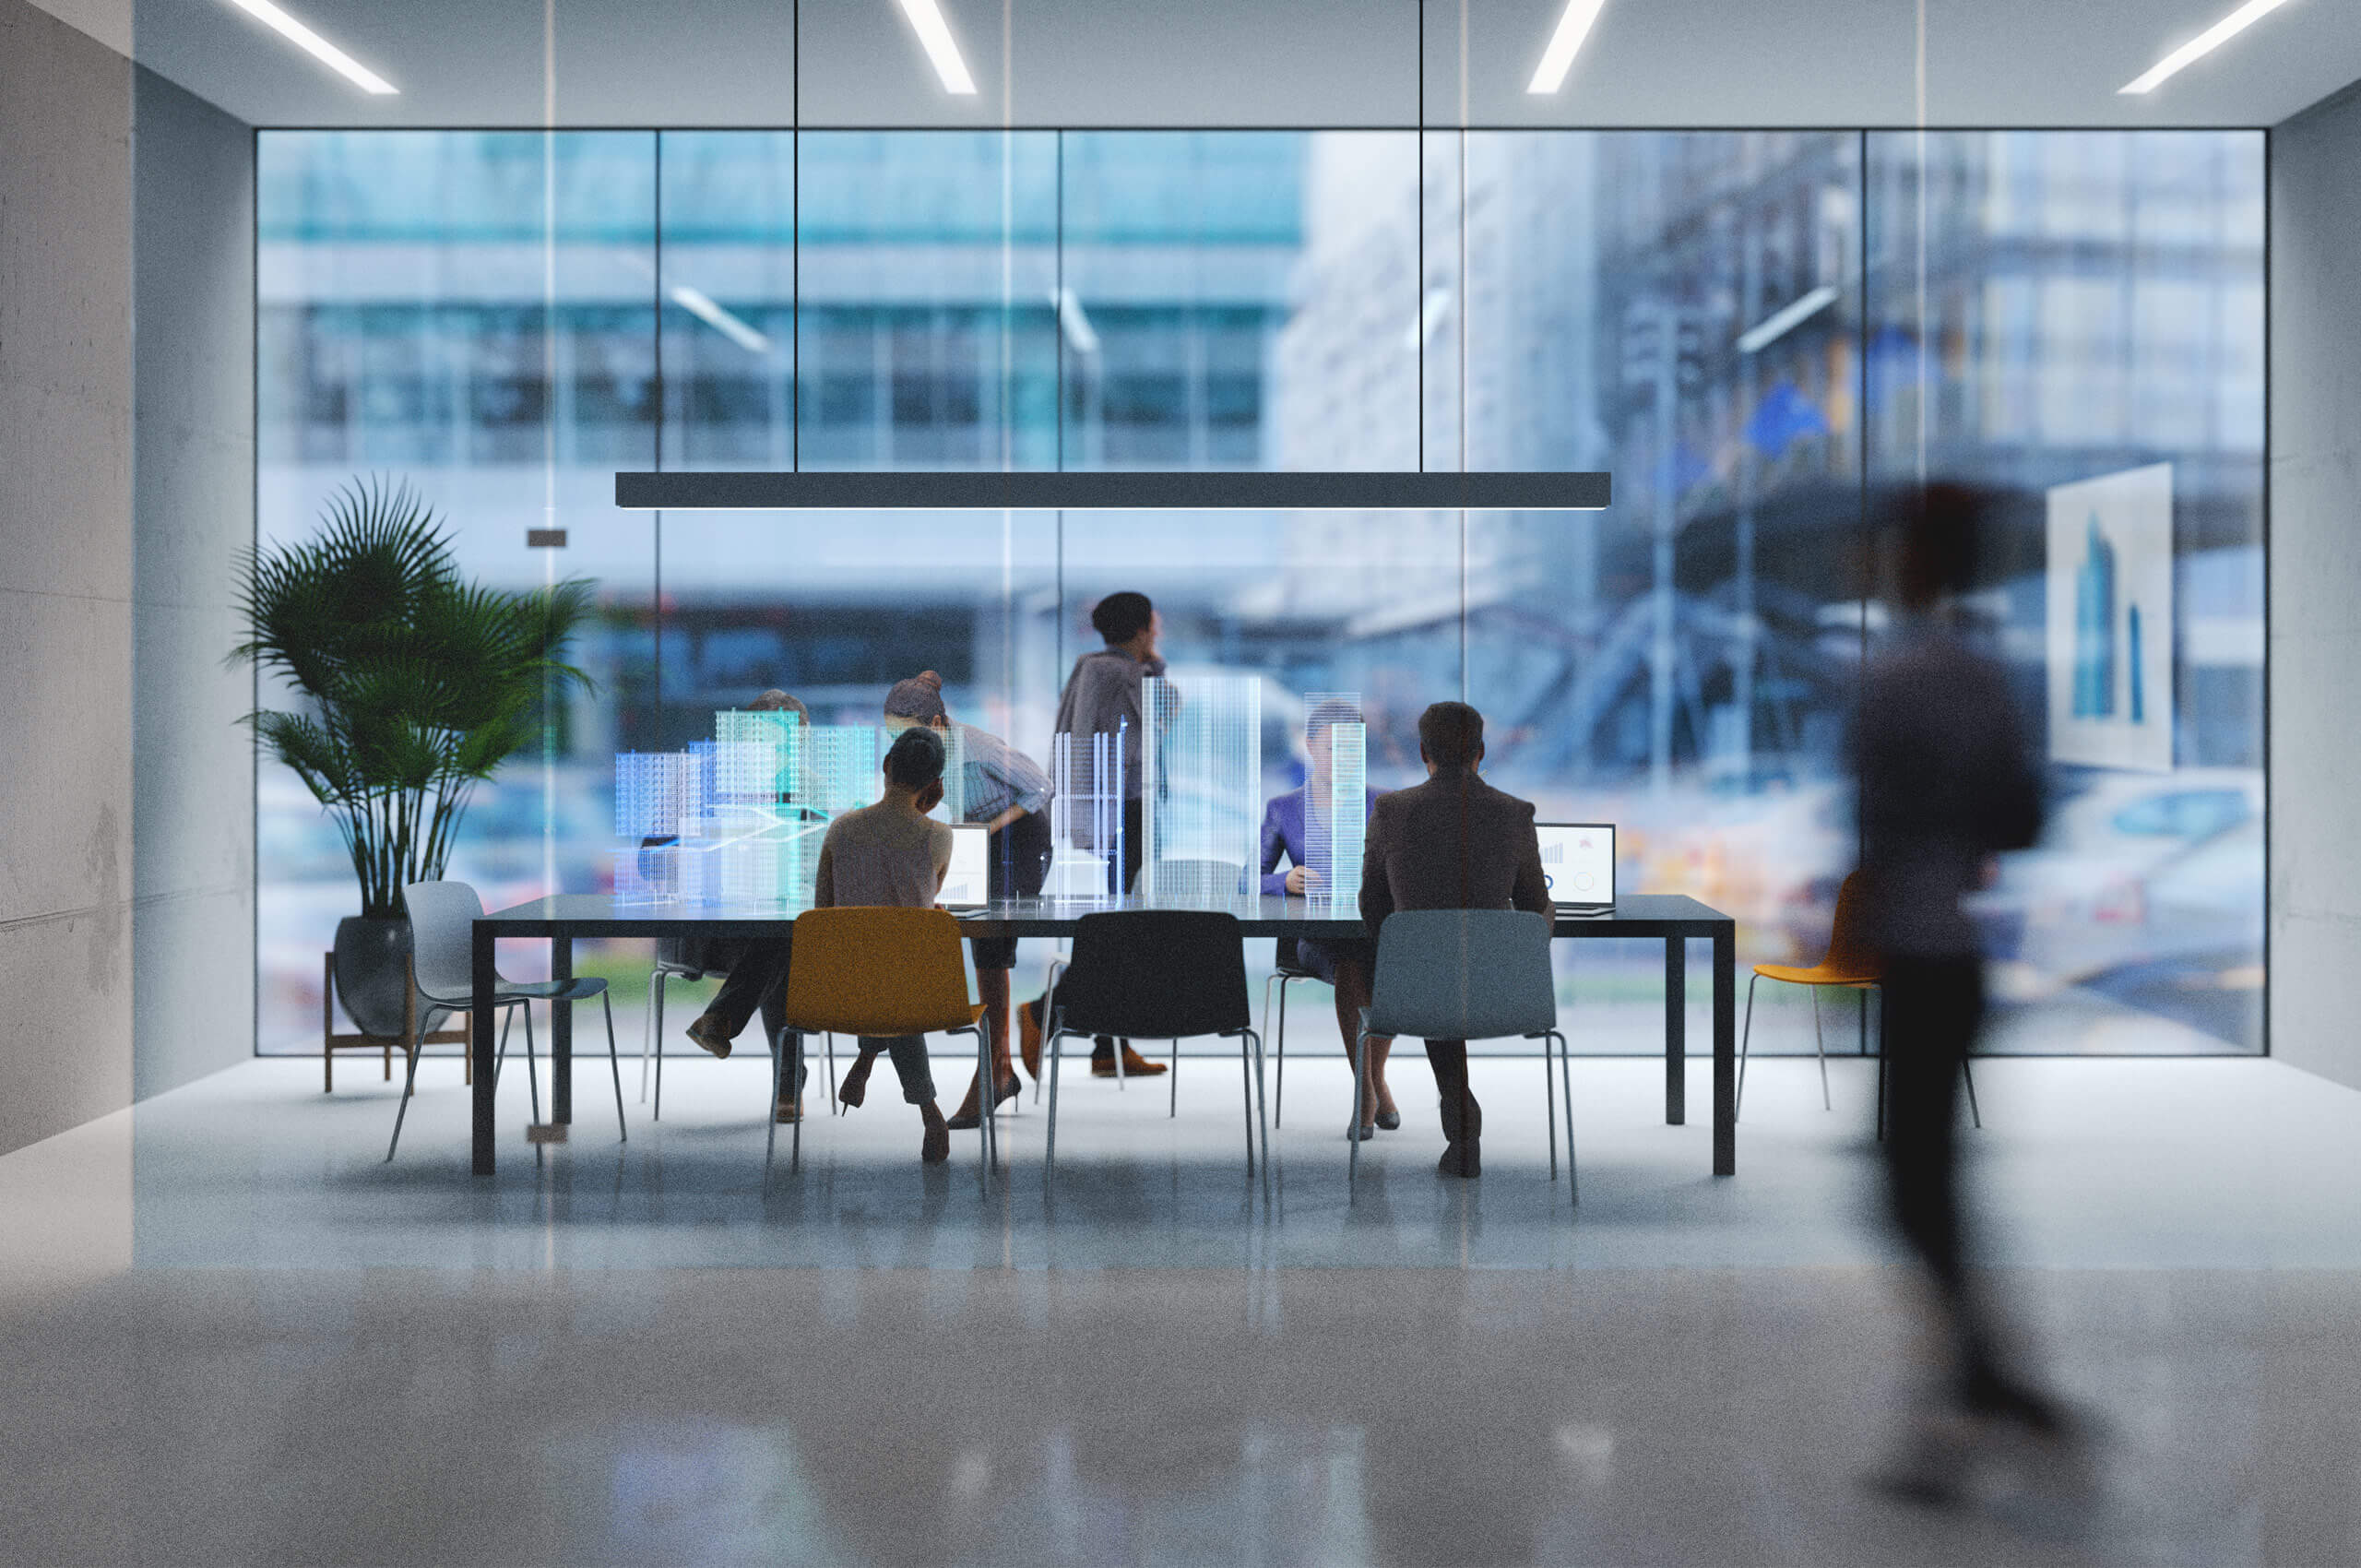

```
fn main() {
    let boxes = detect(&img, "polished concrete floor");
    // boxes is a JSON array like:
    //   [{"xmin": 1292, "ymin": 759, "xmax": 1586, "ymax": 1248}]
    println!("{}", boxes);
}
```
[{"xmin": 5, "ymin": 1051, "xmax": 2360, "ymax": 1565}]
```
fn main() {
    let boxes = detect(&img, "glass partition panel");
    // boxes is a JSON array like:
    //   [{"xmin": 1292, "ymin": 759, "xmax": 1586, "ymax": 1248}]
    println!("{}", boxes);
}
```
[{"xmin": 1865, "ymin": 130, "xmax": 2265, "ymax": 1052}]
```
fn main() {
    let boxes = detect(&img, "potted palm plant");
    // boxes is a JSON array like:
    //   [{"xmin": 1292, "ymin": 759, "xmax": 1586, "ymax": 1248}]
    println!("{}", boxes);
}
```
[{"xmin": 235, "ymin": 478, "xmax": 594, "ymax": 1037}]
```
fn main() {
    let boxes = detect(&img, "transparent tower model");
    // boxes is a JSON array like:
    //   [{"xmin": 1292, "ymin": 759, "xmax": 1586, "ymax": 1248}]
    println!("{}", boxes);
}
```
[
  {"xmin": 1300, "ymin": 693, "xmax": 1367, "ymax": 911},
  {"xmin": 1139, "ymin": 674, "xmax": 1262, "ymax": 908}
]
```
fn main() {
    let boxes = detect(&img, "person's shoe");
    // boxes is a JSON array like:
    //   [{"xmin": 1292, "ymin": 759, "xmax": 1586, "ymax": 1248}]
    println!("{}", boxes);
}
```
[
  {"xmin": 1374, "ymin": 1106, "xmax": 1401, "ymax": 1131},
  {"xmin": 774, "ymin": 1098, "xmax": 801, "ymax": 1124},
  {"xmin": 1346, "ymin": 1122, "xmax": 1377, "ymax": 1142},
  {"xmin": 1435, "ymin": 1090, "xmax": 1483, "ymax": 1145},
  {"xmin": 685, "ymin": 1015, "xmax": 733, "ymax": 1060},
  {"xmin": 944, "ymin": 1073, "xmax": 1022, "ymax": 1131},
  {"xmin": 921, "ymin": 1117, "xmax": 951, "ymax": 1164},
  {"xmin": 1437, "ymin": 1140, "xmax": 1481, "ymax": 1178},
  {"xmin": 837, "ymin": 1055, "xmax": 874, "ymax": 1111},
  {"xmin": 1018, "ymin": 998, "xmax": 1045, "ymax": 1082},
  {"xmin": 1091, "ymin": 1044, "xmax": 1169, "ymax": 1078}
]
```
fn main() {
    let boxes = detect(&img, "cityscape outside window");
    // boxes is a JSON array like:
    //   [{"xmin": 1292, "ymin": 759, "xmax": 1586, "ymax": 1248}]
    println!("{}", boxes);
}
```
[{"xmin": 255, "ymin": 128, "xmax": 2264, "ymax": 1058}]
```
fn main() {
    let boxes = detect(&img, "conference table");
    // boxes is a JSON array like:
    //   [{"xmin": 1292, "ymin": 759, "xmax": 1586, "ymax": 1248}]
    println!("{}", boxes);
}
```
[{"xmin": 469, "ymin": 891, "xmax": 1738, "ymax": 1179}]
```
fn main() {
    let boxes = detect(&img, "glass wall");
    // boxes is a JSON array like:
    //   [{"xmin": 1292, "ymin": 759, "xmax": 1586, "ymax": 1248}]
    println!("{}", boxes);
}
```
[{"xmin": 256, "ymin": 127, "xmax": 2265, "ymax": 1057}]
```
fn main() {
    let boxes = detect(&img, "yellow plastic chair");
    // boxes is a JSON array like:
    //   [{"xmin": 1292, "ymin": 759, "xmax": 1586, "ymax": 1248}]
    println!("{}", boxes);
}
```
[
  {"xmin": 777, "ymin": 907, "xmax": 993, "ymax": 1189},
  {"xmin": 1738, "ymin": 873, "xmax": 1979, "ymax": 1128}
]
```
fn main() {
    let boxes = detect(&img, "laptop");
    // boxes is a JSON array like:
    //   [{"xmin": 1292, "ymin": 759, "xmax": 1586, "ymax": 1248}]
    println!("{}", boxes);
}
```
[
  {"xmin": 936, "ymin": 823, "xmax": 993, "ymax": 910},
  {"xmin": 1534, "ymin": 822, "xmax": 1616, "ymax": 914}
]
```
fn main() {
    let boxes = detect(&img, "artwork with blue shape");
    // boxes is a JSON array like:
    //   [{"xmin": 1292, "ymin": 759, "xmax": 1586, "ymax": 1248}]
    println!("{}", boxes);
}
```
[{"xmin": 2047, "ymin": 463, "xmax": 2175, "ymax": 771}]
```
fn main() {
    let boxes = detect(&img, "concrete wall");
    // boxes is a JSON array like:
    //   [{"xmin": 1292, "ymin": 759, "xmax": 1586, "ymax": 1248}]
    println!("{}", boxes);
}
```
[
  {"xmin": 0, "ymin": 0, "xmax": 136, "ymax": 1155},
  {"xmin": 131, "ymin": 67, "xmax": 255, "ymax": 1101},
  {"xmin": 2269, "ymin": 85, "xmax": 2361, "ymax": 1091}
]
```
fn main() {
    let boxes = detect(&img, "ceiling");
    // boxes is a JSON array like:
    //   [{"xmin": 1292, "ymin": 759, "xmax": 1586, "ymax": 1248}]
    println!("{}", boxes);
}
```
[{"xmin": 128, "ymin": 0, "xmax": 2361, "ymax": 129}]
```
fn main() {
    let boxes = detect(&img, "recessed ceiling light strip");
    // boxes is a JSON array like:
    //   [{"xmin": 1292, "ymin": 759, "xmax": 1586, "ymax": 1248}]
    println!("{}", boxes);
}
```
[
  {"xmin": 2120, "ymin": 0, "xmax": 2294, "ymax": 94},
  {"xmin": 223, "ymin": 0, "xmax": 397, "ymax": 95},
  {"xmin": 1527, "ymin": 0, "xmax": 1608, "ymax": 93},
  {"xmin": 894, "ymin": 0, "xmax": 979, "ymax": 94}
]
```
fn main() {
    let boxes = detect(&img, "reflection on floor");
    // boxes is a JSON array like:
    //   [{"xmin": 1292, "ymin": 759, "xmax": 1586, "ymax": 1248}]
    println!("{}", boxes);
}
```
[{"xmin": 4, "ymin": 1055, "xmax": 2359, "ymax": 1565}]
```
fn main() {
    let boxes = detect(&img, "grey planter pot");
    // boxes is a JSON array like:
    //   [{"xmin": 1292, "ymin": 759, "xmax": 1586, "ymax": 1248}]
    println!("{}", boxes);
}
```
[{"xmin": 333, "ymin": 915, "xmax": 414, "ymax": 1039}]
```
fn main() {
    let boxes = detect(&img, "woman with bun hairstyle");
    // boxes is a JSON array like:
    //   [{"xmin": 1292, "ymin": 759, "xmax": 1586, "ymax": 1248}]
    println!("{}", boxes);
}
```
[{"xmin": 874, "ymin": 671, "xmax": 1054, "ymax": 1128}]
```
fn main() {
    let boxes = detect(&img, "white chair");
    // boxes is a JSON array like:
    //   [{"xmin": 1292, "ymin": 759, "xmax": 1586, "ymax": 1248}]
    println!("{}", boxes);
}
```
[
  {"xmin": 1354, "ymin": 909, "xmax": 1573, "ymax": 1202},
  {"xmin": 388, "ymin": 879, "xmax": 626, "ymax": 1160}
]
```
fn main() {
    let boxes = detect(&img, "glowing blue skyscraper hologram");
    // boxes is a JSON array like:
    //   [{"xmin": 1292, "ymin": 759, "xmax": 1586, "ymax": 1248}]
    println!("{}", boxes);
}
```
[
  {"xmin": 1048, "ymin": 722, "xmax": 1125, "ymax": 902},
  {"xmin": 1140, "ymin": 674, "xmax": 1261, "ymax": 909},
  {"xmin": 1301, "ymin": 693, "xmax": 1367, "ymax": 912}
]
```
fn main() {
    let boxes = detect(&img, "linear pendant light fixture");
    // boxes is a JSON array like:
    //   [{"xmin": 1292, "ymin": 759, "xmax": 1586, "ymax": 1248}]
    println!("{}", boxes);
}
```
[
  {"xmin": 224, "ymin": 0, "xmax": 397, "ymax": 94},
  {"xmin": 894, "ymin": 0, "xmax": 979, "ymax": 94},
  {"xmin": 2119, "ymin": 0, "xmax": 2294, "ymax": 93},
  {"xmin": 1527, "ymin": 0, "xmax": 1609, "ymax": 92},
  {"xmin": 615, "ymin": 471, "xmax": 1611, "ymax": 512}
]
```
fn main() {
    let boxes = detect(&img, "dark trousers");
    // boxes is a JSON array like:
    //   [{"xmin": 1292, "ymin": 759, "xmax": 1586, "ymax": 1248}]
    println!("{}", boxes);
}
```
[
  {"xmin": 1881, "ymin": 954, "xmax": 2014, "ymax": 1408},
  {"xmin": 703, "ymin": 938, "xmax": 810, "ymax": 1099},
  {"xmin": 1422, "ymin": 1041, "xmax": 1481, "ymax": 1144},
  {"xmin": 1043, "ymin": 798, "xmax": 1145, "ymax": 1063}
]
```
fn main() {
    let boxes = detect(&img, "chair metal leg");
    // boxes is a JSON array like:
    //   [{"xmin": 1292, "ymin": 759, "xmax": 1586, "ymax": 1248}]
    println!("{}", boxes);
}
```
[
  {"xmin": 1036, "ymin": 957, "xmax": 1068, "ymax": 1107},
  {"xmin": 522, "ymin": 1003, "xmax": 541, "ymax": 1123},
  {"xmin": 492, "ymin": 1004, "xmax": 516, "ymax": 1086},
  {"xmin": 1251, "ymin": 1027, "xmax": 1270, "ymax": 1199},
  {"xmin": 1556, "ymin": 1029, "xmax": 1577, "ymax": 1206},
  {"xmin": 1169, "ymin": 1036, "xmax": 1180, "ymax": 1118},
  {"xmin": 1809, "ymin": 988, "xmax": 1831, "ymax": 1111},
  {"xmin": 972, "ymin": 1024, "xmax": 994, "ymax": 1196},
  {"xmin": 1963, "ymin": 1056, "xmax": 1981, "ymax": 1129},
  {"xmin": 825, "ymin": 1032, "xmax": 838, "ymax": 1114},
  {"xmin": 1237, "ymin": 1032, "xmax": 1254, "ymax": 1173},
  {"xmin": 386, "ymin": 1031, "xmax": 429, "ymax": 1161},
  {"xmin": 640, "ymin": 968, "xmax": 656, "ymax": 1101},
  {"xmin": 764, "ymin": 1025, "xmax": 783, "ymax": 1183},
  {"xmin": 789, "ymin": 1033, "xmax": 805, "ymax": 1171},
  {"xmin": 1044, "ymin": 1021, "xmax": 1068, "ymax": 1180},
  {"xmin": 1538, "ymin": 1032, "xmax": 1559, "ymax": 1179},
  {"xmin": 652, "ymin": 974, "xmax": 668, "ymax": 1122},
  {"xmin": 1348, "ymin": 1025, "xmax": 1371, "ymax": 1198},
  {"xmin": 602, "ymin": 991, "xmax": 627, "ymax": 1143},
  {"xmin": 1737, "ymin": 974, "xmax": 1760, "ymax": 1121},
  {"xmin": 1274, "ymin": 976, "xmax": 1292, "ymax": 1127}
]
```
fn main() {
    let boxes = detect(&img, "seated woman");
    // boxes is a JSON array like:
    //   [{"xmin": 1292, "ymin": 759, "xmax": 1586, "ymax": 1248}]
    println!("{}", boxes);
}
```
[
  {"xmin": 1262, "ymin": 698, "xmax": 1395, "ymax": 1139},
  {"xmin": 801, "ymin": 726, "xmax": 962, "ymax": 1164}
]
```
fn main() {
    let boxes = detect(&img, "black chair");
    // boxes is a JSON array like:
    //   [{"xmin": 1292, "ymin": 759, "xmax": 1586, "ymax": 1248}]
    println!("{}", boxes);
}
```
[
  {"xmin": 1043, "ymin": 909, "xmax": 1269, "ymax": 1185},
  {"xmin": 1261, "ymin": 938, "xmax": 1320, "ymax": 1128}
]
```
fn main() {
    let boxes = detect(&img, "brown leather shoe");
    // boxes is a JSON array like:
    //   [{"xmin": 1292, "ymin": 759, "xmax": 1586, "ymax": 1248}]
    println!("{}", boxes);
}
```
[
  {"xmin": 1018, "ymin": 998, "xmax": 1044, "ymax": 1082},
  {"xmin": 685, "ymin": 1014, "xmax": 733, "ymax": 1060},
  {"xmin": 1092, "ymin": 1043, "xmax": 1169, "ymax": 1077},
  {"xmin": 775, "ymin": 1099, "xmax": 801, "ymax": 1124}
]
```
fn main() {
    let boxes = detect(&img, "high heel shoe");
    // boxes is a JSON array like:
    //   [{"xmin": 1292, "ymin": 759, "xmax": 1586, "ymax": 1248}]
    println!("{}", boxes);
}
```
[
  {"xmin": 944, "ymin": 1073, "xmax": 1022, "ymax": 1131},
  {"xmin": 1374, "ymin": 1107, "xmax": 1401, "ymax": 1131}
]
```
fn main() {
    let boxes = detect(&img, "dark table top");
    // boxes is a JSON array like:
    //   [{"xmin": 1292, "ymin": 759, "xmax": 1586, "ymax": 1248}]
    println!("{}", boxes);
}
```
[{"xmin": 475, "ymin": 891, "xmax": 1732, "ymax": 939}]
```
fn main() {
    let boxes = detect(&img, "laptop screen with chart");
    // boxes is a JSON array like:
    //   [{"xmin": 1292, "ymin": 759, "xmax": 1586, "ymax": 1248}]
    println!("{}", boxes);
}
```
[
  {"xmin": 936, "ymin": 824, "xmax": 991, "ymax": 909},
  {"xmin": 1534, "ymin": 823, "xmax": 1616, "ymax": 912}
]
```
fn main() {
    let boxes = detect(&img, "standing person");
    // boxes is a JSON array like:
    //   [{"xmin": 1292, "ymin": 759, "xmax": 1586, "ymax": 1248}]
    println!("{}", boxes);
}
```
[
  {"xmin": 1262, "ymin": 698, "xmax": 1396, "ymax": 1139},
  {"xmin": 1853, "ymin": 483, "xmax": 2086, "ymax": 1499},
  {"xmin": 880, "ymin": 671, "xmax": 1052, "ymax": 1126},
  {"xmin": 804, "ymin": 726, "xmax": 962, "ymax": 1165},
  {"xmin": 1358, "ymin": 702, "xmax": 1552, "ymax": 1178},
  {"xmin": 1017, "ymin": 590, "xmax": 1169, "ymax": 1080},
  {"xmin": 679, "ymin": 688, "xmax": 811, "ymax": 1122}
]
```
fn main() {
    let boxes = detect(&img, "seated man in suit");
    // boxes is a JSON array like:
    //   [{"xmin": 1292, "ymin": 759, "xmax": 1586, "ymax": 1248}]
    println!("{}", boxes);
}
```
[{"xmin": 1358, "ymin": 701, "xmax": 1551, "ymax": 1178}]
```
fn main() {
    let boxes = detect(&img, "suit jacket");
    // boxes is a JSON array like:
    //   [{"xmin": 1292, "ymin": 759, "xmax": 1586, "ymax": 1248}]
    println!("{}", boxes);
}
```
[{"xmin": 1358, "ymin": 766, "xmax": 1552, "ymax": 929}]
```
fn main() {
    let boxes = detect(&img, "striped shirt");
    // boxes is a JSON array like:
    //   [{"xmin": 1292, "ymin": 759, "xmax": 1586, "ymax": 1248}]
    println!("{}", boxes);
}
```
[{"xmin": 955, "ymin": 722, "xmax": 1054, "ymax": 825}]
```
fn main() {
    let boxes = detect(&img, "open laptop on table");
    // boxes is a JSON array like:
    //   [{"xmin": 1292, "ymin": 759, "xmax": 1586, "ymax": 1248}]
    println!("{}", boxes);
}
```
[
  {"xmin": 937, "ymin": 823, "xmax": 992, "ymax": 910},
  {"xmin": 1534, "ymin": 822, "xmax": 1616, "ymax": 915}
]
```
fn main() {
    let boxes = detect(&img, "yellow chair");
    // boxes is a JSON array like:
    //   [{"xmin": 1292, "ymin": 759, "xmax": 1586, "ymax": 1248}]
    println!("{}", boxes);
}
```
[
  {"xmin": 1739, "ymin": 873, "xmax": 1979, "ymax": 1129},
  {"xmin": 1739, "ymin": 873, "xmax": 1881, "ymax": 1118},
  {"xmin": 776, "ymin": 907, "xmax": 993, "ymax": 1188}
]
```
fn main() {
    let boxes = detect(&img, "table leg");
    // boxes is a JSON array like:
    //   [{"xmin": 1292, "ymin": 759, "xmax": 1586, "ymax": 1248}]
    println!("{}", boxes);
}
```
[
  {"xmin": 1664, "ymin": 936, "xmax": 1686, "ymax": 1126},
  {"xmin": 552, "ymin": 935, "xmax": 574, "ymax": 1125},
  {"xmin": 471, "ymin": 923, "xmax": 496, "ymax": 1176},
  {"xmin": 1714, "ymin": 924, "xmax": 1736, "ymax": 1177}
]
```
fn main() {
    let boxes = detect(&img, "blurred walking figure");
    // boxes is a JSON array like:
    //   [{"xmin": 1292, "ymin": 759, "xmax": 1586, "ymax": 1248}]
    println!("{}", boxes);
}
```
[{"xmin": 1854, "ymin": 483, "xmax": 2088, "ymax": 1503}]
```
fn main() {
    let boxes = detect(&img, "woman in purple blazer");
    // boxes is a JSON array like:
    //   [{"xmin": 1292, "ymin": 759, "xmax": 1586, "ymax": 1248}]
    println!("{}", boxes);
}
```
[{"xmin": 1261, "ymin": 699, "xmax": 1396, "ymax": 1138}]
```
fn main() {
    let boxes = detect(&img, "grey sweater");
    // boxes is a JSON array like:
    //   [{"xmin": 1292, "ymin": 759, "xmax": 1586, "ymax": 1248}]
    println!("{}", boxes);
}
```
[{"xmin": 1053, "ymin": 647, "xmax": 1165, "ymax": 801}]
